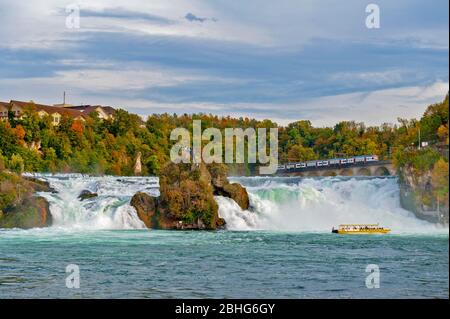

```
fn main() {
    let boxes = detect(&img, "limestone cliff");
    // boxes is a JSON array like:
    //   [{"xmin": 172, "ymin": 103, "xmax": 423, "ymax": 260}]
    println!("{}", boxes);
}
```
[{"xmin": 398, "ymin": 165, "xmax": 449, "ymax": 225}]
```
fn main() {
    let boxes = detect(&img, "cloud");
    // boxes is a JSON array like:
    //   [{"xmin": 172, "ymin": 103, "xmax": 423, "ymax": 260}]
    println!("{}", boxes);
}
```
[
  {"xmin": 2, "ymin": 70, "xmax": 447, "ymax": 128},
  {"xmin": 78, "ymin": 7, "xmax": 175, "ymax": 25},
  {"xmin": 266, "ymin": 81, "xmax": 450, "ymax": 126},
  {"xmin": 0, "ymin": 0, "xmax": 448, "ymax": 50},
  {"xmin": 329, "ymin": 70, "xmax": 407, "ymax": 86},
  {"xmin": 0, "ymin": 0, "xmax": 447, "ymax": 126},
  {"xmin": 185, "ymin": 13, "xmax": 217, "ymax": 23},
  {"xmin": 132, "ymin": 82, "xmax": 448, "ymax": 127},
  {"xmin": 103, "ymin": 81, "xmax": 448, "ymax": 127}
]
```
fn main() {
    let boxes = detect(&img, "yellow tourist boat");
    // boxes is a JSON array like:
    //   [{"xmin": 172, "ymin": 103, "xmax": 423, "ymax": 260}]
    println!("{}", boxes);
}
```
[{"xmin": 332, "ymin": 224, "xmax": 391, "ymax": 234}]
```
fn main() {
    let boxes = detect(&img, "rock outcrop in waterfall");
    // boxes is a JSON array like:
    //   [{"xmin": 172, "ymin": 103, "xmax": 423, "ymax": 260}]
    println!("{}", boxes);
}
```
[{"xmin": 131, "ymin": 163, "xmax": 249, "ymax": 230}]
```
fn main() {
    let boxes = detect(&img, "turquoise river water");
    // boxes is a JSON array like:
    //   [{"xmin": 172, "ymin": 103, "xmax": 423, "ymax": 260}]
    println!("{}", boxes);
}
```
[{"xmin": 0, "ymin": 175, "xmax": 448, "ymax": 298}]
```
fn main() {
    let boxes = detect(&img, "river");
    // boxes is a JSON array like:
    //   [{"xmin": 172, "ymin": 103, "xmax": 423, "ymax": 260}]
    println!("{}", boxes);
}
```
[{"xmin": 0, "ymin": 174, "xmax": 448, "ymax": 298}]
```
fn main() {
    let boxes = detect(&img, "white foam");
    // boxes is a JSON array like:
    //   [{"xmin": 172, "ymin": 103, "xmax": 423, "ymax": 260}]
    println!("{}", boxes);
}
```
[
  {"xmin": 219, "ymin": 177, "xmax": 447, "ymax": 234},
  {"xmin": 29, "ymin": 173, "xmax": 159, "ymax": 230}
]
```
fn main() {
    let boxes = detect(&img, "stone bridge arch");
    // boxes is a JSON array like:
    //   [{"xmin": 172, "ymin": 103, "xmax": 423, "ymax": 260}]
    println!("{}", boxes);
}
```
[
  {"xmin": 340, "ymin": 168, "xmax": 353, "ymax": 176},
  {"xmin": 355, "ymin": 167, "xmax": 371, "ymax": 176},
  {"xmin": 373, "ymin": 166, "xmax": 391, "ymax": 176}
]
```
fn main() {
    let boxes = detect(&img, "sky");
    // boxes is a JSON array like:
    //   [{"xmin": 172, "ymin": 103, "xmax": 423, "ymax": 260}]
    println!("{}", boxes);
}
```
[{"xmin": 0, "ymin": 0, "xmax": 448, "ymax": 126}]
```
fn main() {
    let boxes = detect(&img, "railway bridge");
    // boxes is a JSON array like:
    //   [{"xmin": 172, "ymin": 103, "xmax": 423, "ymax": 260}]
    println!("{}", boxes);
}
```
[{"xmin": 275, "ymin": 160, "xmax": 396, "ymax": 177}]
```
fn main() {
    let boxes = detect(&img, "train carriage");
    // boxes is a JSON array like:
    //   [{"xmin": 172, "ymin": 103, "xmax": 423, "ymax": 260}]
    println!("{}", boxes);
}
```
[
  {"xmin": 365, "ymin": 155, "xmax": 379, "ymax": 162},
  {"xmin": 276, "ymin": 154, "xmax": 379, "ymax": 172},
  {"xmin": 286, "ymin": 163, "xmax": 296, "ymax": 169},
  {"xmin": 329, "ymin": 159, "xmax": 340, "ymax": 165},
  {"xmin": 306, "ymin": 161, "xmax": 317, "ymax": 167}
]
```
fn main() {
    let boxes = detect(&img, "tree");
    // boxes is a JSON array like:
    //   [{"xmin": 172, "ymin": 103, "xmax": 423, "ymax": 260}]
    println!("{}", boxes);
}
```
[
  {"xmin": 431, "ymin": 159, "xmax": 449, "ymax": 203},
  {"xmin": 287, "ymin": 145, "xmax": 316, "ymax": 162},
  {"xmin": 437, "ymin": 124, "xmax": 449, "ymax": 145},
  {"xmin": 0, "ymin": 121, "xmax": 19, "ymax": 157},
  {"xmin": 9, "ymin": 154, "xmax": 25, "ymax": 173},
  {"xmin": 71, "ymin": 120, "xmax": 84, "ymax": 135},
  {"xmin": 0, "ymin": 151, "xmax": 5, "ymax": 171}
]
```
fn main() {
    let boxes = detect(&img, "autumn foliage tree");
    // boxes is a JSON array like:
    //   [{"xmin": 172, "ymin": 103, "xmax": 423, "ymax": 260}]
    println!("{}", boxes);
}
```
[{"xmin": 432, "ymin": 158, "xmax": 449, "ymax": 205}]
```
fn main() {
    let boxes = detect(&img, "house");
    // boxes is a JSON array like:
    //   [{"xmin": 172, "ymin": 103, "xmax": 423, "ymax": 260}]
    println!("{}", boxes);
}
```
[
  {"xmin": 66, "ymin": 105, "xmax": 116, "ymax": 120},
  {"xmin": 9, "ymin": 101, "xmax": 24, "ymax": 118},
  {"xmin": 2, "ymin": 100, "xmax": 116, "ymax": 125},
  {"xmin": 9, "ymin": 100, "xmax": 86, "ymax": 125},
  {"xmin": 0, "ymin": 102, "xmax": 9, "ymax": 121}
]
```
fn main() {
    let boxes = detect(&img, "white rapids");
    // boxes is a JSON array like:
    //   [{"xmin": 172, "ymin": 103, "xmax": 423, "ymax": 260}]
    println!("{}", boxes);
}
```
[
  {"xmin": 218, "ymin": 176, "xmax": 447, "ymax": 234},
  {"xmin": 23, "ymin": 173, "xmax": 159, "ymax": 230},
  {"xmin": 22, "ymin": 174, "xmax": 445, "ymax": 234}
]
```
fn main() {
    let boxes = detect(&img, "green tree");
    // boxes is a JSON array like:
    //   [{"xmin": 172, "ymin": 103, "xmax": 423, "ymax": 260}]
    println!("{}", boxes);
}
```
[{"xmin": 8, "ymin": 154, "xmax": 25, "ymax": 173}]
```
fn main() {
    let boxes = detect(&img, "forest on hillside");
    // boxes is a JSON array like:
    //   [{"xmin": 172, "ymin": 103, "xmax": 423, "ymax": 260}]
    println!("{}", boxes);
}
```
[{"xmin": 0, "ymin": 95, "xmax": 448, "ymax": 178}]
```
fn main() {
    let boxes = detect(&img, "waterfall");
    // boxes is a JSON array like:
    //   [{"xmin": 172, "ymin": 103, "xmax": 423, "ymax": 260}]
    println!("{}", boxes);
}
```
[
  {"xmin": 25, "ymin": 173, "xmax": 159, "ymax": 230},
  {"xmin": 218, "ymin": 176, "xmax": 446, "ymax": 234},
  {"xmin": 24, "ymin": 173, "xmax": 445, "ymax": 233}
]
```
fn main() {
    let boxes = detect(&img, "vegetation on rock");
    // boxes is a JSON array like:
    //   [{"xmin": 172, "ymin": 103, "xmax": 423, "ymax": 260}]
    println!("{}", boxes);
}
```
[{"xmin": 0, "ymin": 171, "xmax": 52, "ymax": 228}]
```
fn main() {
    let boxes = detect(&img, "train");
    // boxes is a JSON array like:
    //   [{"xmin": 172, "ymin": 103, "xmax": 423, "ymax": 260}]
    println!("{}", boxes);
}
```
[{"xmin": 277, "ymin": 155, "xmax": 379, "ymax": 171}]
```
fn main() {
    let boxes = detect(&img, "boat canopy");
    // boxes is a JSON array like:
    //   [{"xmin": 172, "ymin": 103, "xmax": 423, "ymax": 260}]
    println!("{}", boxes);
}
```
[{"xmin": 338, "ymin": 224, "xmax": 379, "ymax": 227}]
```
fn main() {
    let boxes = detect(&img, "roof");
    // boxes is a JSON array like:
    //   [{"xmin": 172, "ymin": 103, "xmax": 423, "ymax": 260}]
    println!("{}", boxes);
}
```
[
  {"xmin": 101, "ymin": 106, "xmax": 116, "ymax": 116},
  {"xmin": 67, "ymin": 105, "xmax": 116, "ymax": 116},
  {"xmin": 10, "ymin": 100, "xmax": 85, "ymax": 118},
  {"xmin": 0, "ymin": 101, "xmax": 9, "ymax": 109}
]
